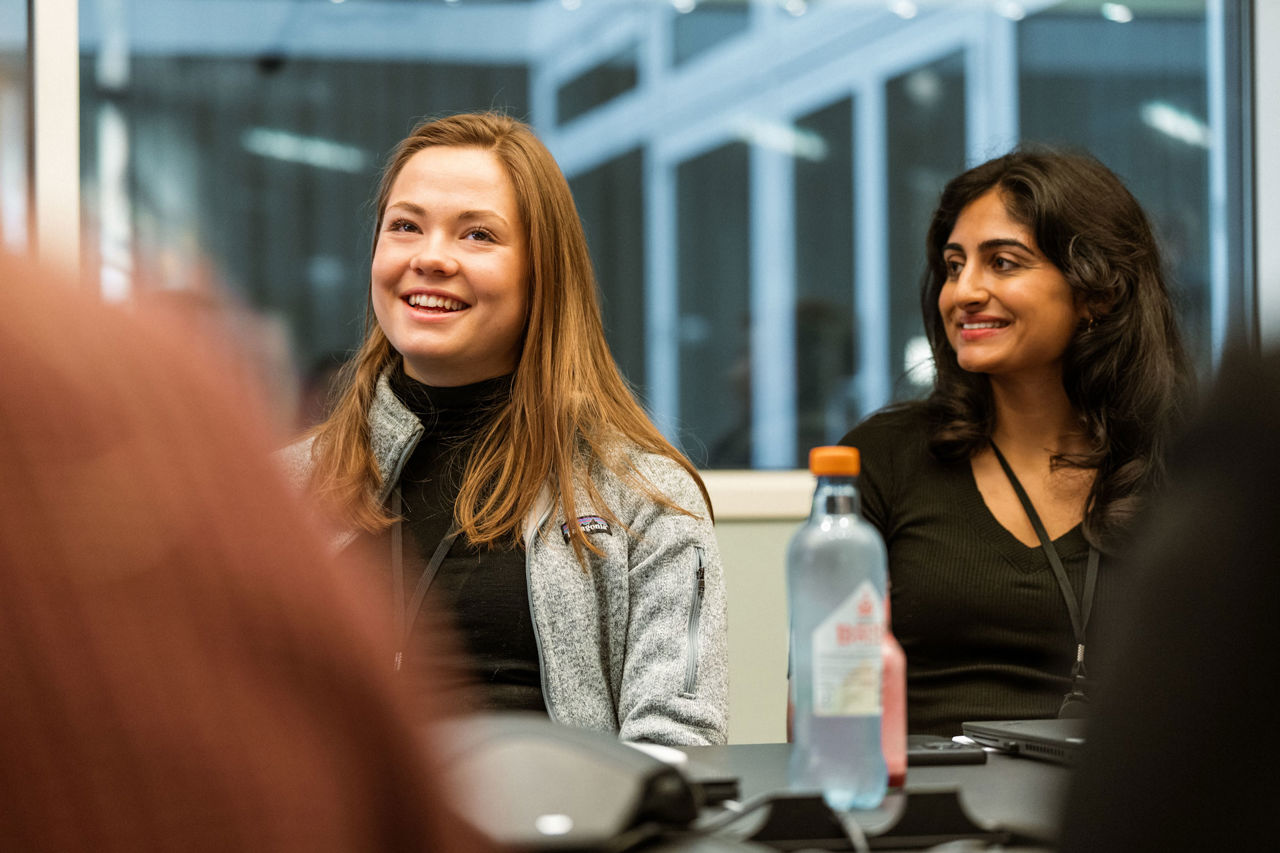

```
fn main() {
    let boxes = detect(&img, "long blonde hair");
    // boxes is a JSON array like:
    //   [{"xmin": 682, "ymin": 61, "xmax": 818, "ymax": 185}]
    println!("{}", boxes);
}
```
[{"xmin": 308, "ymin": 112, "xmax": 710, "ymax": 560}]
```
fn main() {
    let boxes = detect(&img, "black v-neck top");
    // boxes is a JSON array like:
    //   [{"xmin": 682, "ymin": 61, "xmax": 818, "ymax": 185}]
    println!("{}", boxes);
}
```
[
  {"xmin": 840, "ymin": 405, "xmax": 1110, "ymax": 736},
  {"xmin": 383, "ymin": 365, "xmax": 544, "ymax": 714}
]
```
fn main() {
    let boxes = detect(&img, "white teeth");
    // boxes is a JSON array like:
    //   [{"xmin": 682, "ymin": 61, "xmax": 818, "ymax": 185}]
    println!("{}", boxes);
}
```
[
  {"xmin": 407, "ymin": 293, "xmax": 465, "ymax": 311},
  {"xmin": 962, "ymin": 321, "xmax": 1007, "ymax": 330}
]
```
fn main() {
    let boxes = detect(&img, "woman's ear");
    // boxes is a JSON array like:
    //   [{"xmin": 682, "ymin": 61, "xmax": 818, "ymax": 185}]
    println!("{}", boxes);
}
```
[
  {"xmin": 1076, "ymin": 288, "xmax": 1117, "ymax": 327},
  {"xmin": 1073, "ymin": 296, "xmax": 1095, "ymax": 330}
]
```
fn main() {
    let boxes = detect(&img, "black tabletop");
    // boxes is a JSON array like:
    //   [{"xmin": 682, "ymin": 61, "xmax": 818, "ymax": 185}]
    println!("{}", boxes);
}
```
[{"xmin": 679, "ymin": 742, "xmax": 1069, "ymax": 850}]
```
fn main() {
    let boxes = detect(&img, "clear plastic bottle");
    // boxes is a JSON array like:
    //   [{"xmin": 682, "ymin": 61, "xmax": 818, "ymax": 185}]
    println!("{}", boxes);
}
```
[{"xmin": 787, "ymin": 446, "xmax": 889, "ymax": 811}]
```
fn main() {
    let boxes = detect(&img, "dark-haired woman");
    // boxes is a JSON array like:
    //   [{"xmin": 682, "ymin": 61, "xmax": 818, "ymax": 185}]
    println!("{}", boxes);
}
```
[{"xmin": 840, "ymin": 149, "xmax": 1192, "ymax": 736}]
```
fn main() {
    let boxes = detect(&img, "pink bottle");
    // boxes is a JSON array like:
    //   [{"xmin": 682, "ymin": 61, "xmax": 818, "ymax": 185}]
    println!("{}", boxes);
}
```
[{"xmin": 882, "ymin": 599, "xmax": 907, "ymax": 788}]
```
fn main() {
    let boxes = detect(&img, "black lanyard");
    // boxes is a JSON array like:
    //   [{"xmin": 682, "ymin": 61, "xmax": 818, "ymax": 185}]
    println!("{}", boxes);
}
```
[
  {"xmin": 990, "ymin": 442, "xmax": 1098, "ymax": 712},
  {"xmin": 390, "ymin": 486, "xmax": 460, "ymax": 672}
]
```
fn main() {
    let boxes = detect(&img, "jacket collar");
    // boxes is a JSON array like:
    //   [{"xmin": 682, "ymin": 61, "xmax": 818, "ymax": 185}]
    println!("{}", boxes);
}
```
[
  {"xmin": 369, "ymin": 365, "xmax": 551, "ymax": 543},
  {"xmin": 367, "ymin": 368, "xmax": 425, "ymax": 506}
]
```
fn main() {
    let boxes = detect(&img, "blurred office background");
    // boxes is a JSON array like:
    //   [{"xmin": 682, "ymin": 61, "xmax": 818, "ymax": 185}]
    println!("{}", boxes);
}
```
[
  {"xmin": 0, "ymin": 2, "xmax": 26, "ymax": 254},
  {"xmin": 2, "ymin": 0, "xmax": 1254, "ymax": 467},
  {"xmin": 4, "ymin": 0, "xmax": 1277, "ymax": 743}
]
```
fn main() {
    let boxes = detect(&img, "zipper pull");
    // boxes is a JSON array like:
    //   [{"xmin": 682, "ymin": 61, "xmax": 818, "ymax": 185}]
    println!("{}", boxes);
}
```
[{"xmin": 394, "ymin": 650, "xmax": 403, "ymax": 672}]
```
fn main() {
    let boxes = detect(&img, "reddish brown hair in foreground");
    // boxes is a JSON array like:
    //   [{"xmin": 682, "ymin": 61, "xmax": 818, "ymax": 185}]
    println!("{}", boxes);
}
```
[{"xmin": 0, "ymin": 250, "xmax": 486, "ymax": 853}]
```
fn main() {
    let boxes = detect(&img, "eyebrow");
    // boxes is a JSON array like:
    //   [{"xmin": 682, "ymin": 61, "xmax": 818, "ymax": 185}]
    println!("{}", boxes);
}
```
[
  {"xmin": 944, "ymin": 238, "xmax": 1037, "ymax": 255},
  {"xmin": 384, "ymin": 201, "xmax": 425, "ymax": 218},
  {"xmin": 384, "ymin": 201, "xmax": 510, "ymax": 227}
]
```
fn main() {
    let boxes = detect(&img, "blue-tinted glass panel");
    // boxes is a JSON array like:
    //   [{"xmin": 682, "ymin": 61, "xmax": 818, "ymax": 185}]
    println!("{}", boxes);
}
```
[
  {"xmin": 886, "ymin": 52, "xmax": 967, "ymax": 400},
  {"xmin": 794, "ymin": 97, "xmax": 855, "ymax": 465},
  {"xmin": 677, "ymin": 141, "xmax": 750, "ymax": 467},
  {"xmin": 673, "ymin": 1, "xmax": 750, "ymax": 67},
  {"xmin": 557, "ymin": 44, "xmax": 638, "ymax": 125},
  {"xmin": 570, "ymin": 148, "xmax": 647, "ymax": 396},
  {"xmin": 1019, "ymin": 10, "xmax": 1214, "ymax": 366}
]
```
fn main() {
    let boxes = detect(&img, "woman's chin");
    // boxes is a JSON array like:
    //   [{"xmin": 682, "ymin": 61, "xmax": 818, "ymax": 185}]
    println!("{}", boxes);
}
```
[{"xmin": 955, "ymin": 356, "xmax": 994, "ymax": 375}]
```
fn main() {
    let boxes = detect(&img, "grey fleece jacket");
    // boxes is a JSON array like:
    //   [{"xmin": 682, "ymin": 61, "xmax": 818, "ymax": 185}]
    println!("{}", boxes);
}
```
[{"xmin": 282, "ymin": 373, "xmax": 729, "ymax": 746}]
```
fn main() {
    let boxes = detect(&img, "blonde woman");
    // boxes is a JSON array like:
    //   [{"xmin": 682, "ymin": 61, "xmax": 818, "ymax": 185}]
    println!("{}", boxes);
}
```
[{"xmin": 284, "ymin": 112, "xmax": 727, "ymax": 746}]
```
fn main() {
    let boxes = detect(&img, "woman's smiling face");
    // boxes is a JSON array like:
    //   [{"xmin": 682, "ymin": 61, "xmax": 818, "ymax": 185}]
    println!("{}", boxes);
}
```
[
  {"xmin": 371, "ymin": 146, "xmax": 529, "ymax": 387},
  {"xmin": 938, "ymin": 188, "xmax": 1086, "ymax": 384}
]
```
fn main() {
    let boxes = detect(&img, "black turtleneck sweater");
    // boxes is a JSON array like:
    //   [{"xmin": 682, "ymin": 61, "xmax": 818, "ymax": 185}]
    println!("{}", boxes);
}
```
[{"xmin": 384, "ymin": 365, "xmax": 544, "ymax": 714}]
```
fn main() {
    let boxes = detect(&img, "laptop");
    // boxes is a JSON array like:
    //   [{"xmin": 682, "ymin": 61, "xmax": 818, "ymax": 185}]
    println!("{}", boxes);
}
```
[{"xmin": 961, "ymin": 718, "xmax": 1088, "ymax": 766}]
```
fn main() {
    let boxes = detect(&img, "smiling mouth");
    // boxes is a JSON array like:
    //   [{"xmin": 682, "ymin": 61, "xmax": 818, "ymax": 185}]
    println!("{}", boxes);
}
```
[
  {"xmin": 960, "ymin": 320, "xmax": 1008, "ymax": 330},
  {"xmin": 406, "ymin": 293, "xmax": 466, "ymax": 312}
]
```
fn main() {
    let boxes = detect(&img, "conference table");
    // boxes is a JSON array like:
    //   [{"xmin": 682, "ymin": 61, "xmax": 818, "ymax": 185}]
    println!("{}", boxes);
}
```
[{"xmin": 677, "ymin": 742, "xmax": 1070, "ymax": 850}]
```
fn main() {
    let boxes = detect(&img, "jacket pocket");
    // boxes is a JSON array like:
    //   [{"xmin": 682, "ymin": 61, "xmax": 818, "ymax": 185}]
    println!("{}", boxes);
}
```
[{"xmin": 679, "ymin": 546, "xmax": 706, "ymax": 698}]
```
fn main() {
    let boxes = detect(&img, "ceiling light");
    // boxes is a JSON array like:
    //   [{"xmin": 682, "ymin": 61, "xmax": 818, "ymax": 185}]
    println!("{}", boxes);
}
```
[
  {"xmin": 996, "ymin": 1, "xmax": 1026, "ymax": 21},
  {"xmin": 1140, "ymin": 101, "xmax": 1211, "ymax": 149},
  {"xmin": 1101, "ymin": 3, "xmax": 1134, "ymax": 23},
  {"xmin": 241, "ymin": 128, "xmax": 370, "ymax": 173},
  {"xmin": 889, "ymin": 0, "xmax": 918, "ymax": 19}
]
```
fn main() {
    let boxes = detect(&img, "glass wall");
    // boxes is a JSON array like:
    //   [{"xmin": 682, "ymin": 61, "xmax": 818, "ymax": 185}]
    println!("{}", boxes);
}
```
[
  {"xmin": 1018, "ymin": 9, "xmax": 1219, "ymax": 366},
  {"xmin": 886, "ymin": 52, "xmax": 968, "ymax": 400},
  {"xmin": 794, "ymin": 97, "xmax": 854, "ymax": 465},
  {"xmin": 569, "ymin": 148, "xmax": 648, "ymax": 394},
  {"xmin": 676, "ymin": 141, "xmax": 750, "ymax": 466},
  {"xmin": 0, "ymin": 0, "xmax": 28, "ymax": 252},
  {"xmin": 77, "ymin": 0, "xmax": 1249, "ymax": 465}
]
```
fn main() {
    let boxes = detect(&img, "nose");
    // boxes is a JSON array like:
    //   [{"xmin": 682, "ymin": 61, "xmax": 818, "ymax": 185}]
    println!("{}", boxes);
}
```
[
  {"xmin": 409, "ymin": 232, "xmax": 459, "ymax": 278},
  {"xmin": 948, "ymin": 262, "xmax": 988, "ymax": 310}
]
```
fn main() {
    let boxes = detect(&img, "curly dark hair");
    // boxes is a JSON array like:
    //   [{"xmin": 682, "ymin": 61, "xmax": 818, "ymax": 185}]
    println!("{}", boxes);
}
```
[{"xmin": 920, "ymin": 147, "xmax": 1194, "ymax": 551}]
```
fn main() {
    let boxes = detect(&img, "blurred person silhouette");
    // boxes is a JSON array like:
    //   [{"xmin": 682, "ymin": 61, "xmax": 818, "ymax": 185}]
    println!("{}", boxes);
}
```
[
  {"xmin": 1059, "ymin": 346, "xmax": 1280, "ymax": 852},
  {"xmin": 283, "ymin": 112, "xmax": 728, "ymax": 745},
  {"xmin": 839, "ymin": 148, "xmax": 1194, "ymax": 735},
  {"xmin": 0, "ymin": 248, "xmax": 486, "ymax": 852}
]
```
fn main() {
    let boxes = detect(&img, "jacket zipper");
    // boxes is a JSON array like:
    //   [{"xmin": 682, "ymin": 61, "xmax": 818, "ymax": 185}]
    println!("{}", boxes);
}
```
[
  {"xmin": 385, "ymin": 426, "xmax": 422, "ymax": 671},
  {"xmin": 680, "ymin": 546, "xmax": 706, "ymax": 698}
]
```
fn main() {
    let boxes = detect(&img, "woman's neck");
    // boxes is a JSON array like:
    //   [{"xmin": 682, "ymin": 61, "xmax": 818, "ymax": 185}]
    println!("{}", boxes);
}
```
[
  {"xmin": 989, "ymin": 374, "xmax": 1085, "ymax": 459},
  {"xmin": 389, "ymin": 363, "xmax": 512, "ymax": 430},
  {"xmin": 975, "ymin": 373, "xmax": 1095, "ymax": 546}
]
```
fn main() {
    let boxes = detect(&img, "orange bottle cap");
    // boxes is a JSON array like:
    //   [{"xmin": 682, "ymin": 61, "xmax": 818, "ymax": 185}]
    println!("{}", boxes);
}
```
[{"xmin": 809, "ymin": 446, "xmax": 860, "ymax": 477}]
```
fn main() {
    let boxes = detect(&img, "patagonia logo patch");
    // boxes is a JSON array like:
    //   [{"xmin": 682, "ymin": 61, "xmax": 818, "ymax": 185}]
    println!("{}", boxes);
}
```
[{"xmin": 562, "ymin": 515, "xmax": 612, "ymax": 543}]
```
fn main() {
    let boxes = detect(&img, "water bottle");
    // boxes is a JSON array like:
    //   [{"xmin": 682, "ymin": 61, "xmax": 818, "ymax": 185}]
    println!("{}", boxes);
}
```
[{"xmin": 787, "ymin": 446, "xmax": 889, "ymax": 811}]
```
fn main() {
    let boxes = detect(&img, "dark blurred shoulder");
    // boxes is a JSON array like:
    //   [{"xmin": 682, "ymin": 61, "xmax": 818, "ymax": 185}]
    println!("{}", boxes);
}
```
[{"xmin": 1059, "ymin": 346, "xmax": 1280, "ymax": 853}]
